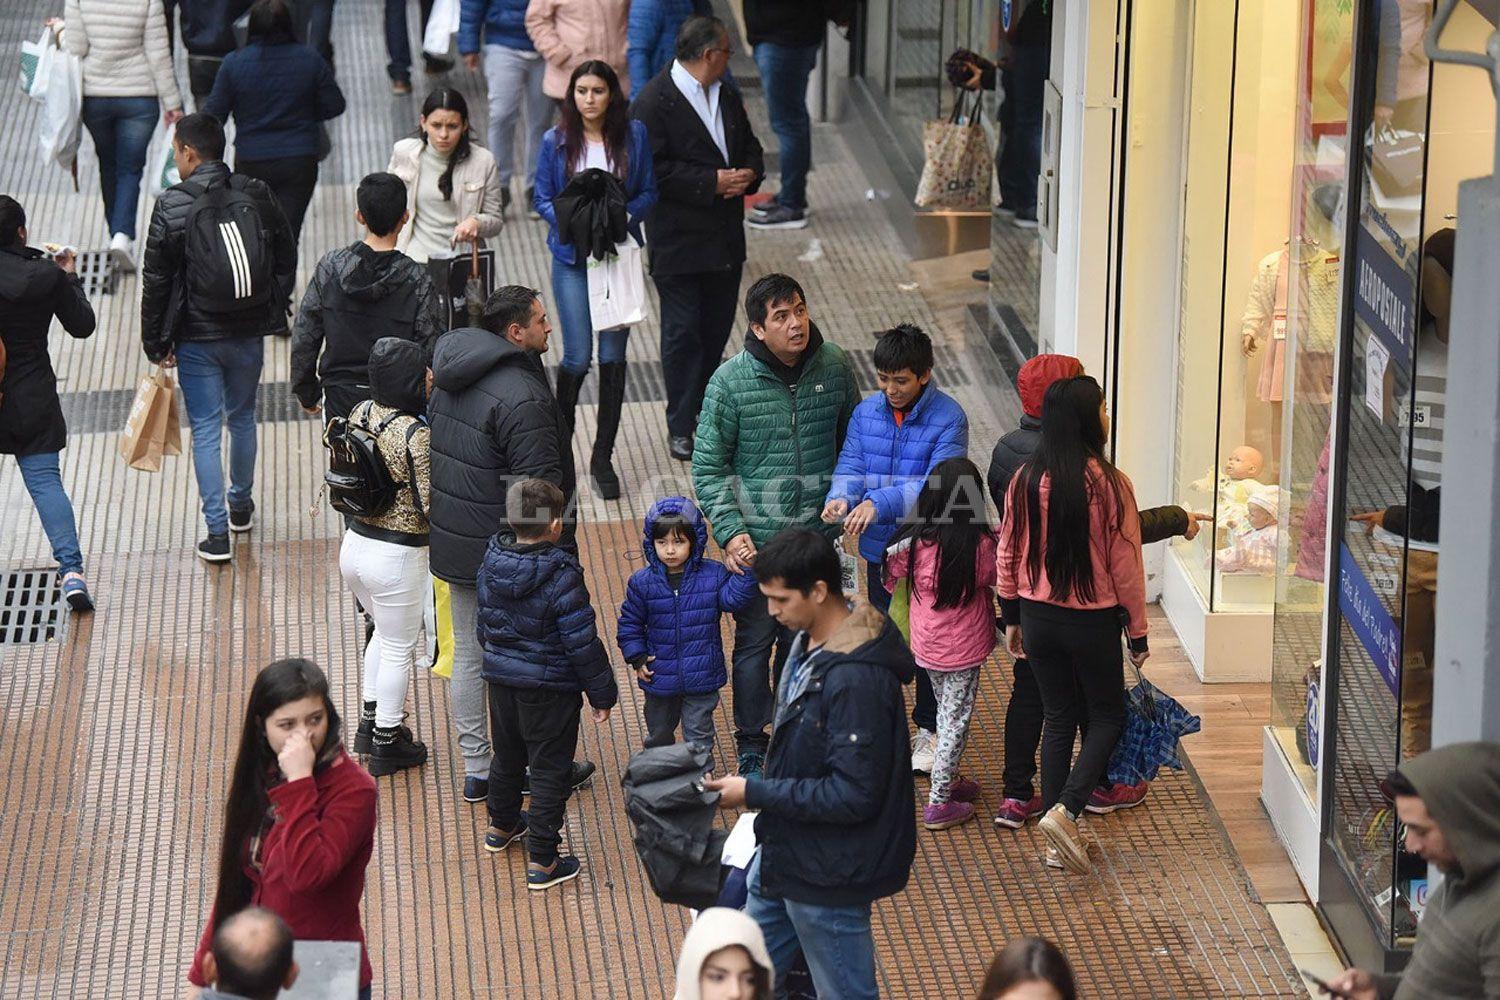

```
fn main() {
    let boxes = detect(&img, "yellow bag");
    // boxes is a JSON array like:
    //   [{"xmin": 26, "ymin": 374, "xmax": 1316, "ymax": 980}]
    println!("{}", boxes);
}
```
[
  {"xmin": 119, "ymin": 367, "xmax": 182, "ymax": 471},
  {"xmin": 430, "ymin": 576, "xmax": 454, "ymax": 679}
]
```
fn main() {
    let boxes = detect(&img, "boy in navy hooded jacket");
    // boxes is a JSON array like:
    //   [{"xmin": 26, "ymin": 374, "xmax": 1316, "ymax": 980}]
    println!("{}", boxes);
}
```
[{"xmin": 618, "ymin": 496, "xmax": 760, "ymax": 754}]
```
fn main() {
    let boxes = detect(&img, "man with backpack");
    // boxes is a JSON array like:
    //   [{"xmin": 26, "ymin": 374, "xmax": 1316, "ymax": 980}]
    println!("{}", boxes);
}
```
[
  {"xmin": 291, "ymin": 172, "xmax": 447, "ymax": 421},
  {"xmin": 141, "ymin": 112, "xmax": 296, "ymax": 564}
]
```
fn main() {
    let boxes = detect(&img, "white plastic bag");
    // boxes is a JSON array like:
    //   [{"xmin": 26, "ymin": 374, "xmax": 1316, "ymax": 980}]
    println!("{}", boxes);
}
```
[
  {"xmin": 586, "ymin": 239, "xmax": 648, "ymax": 331},
  {"xmin": 37, "ymin": 25, "xmax": 82, "ymax": 175},
  {"xmin": 422, "ymin": 0, "xmax": 461, "ymax": 59},
  {"xmin": 152, "ymin": 124, "xmax": 181, "ymax": 196},
  {"xmin": 19, "ymin": 25, "xmax": 57, "ymax": 101}
]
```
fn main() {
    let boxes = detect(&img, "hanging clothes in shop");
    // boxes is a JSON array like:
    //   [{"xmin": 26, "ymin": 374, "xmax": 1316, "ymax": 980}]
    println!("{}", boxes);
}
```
[
  {"xmin": 621, "ymin": 742, "xmax": 728, "ymax": 909},
  {"xmin": 1240, "ymin": 245, "xmax": 1340, "ymax": 405},
  {"xmin": 552, "ymin": 167, "xmax": 628, "ymax": 263}
]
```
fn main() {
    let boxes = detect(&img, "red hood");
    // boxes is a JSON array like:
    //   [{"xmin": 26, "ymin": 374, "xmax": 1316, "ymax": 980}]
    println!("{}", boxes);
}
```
[{"xmin": 1017, "ymin": 354, "xmax": 1084, "ymax": 418}]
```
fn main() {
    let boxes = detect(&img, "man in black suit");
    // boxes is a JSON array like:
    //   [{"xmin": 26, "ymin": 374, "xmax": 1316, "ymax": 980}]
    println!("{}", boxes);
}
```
[{"xmin": 631, "ymin": 15, "xmax": 765, "ymax": 461}]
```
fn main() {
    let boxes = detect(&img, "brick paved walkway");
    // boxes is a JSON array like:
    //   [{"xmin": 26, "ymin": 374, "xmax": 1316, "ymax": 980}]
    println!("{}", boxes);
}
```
[{"xmin": 0, "ymin": 0, "xmax": 1304, "ymax": 996}]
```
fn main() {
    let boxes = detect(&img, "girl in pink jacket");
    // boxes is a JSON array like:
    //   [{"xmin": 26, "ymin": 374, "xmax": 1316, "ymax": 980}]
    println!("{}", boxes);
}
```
[{"xmin": 884, "ymin": 457, "xmax": 996, "ymax": 831}]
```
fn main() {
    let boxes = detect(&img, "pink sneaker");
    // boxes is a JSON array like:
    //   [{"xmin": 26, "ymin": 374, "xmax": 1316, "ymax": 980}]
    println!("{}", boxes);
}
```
[
  {"xmin": 948, "ymin": 776, "xmax": 981, "ymax": 803},
  {"xmin": 1085, "ymin": 780, "xmax": 1148, "ymax": 814},
  {"xmin": 923, "ymin": 800, "xmax": 975, "ymax": 830},
  {"xmin": 993, "ymin": 795, "xmax": 1044, "ymax": 829}
]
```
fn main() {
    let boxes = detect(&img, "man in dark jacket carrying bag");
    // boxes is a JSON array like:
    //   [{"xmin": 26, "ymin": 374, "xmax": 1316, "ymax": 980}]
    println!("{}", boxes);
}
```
[
  {"xmin": 291, "ymin": 172, "xmax": 446, "ymax": 420},
  {"xmin": 427, "ymin": 285, "xmax": 582, "ymax": 805},
  {"xmin": 141, "ymin": 113, "xmax": 296, "ymax": 565},
  {"xmin": 707, "ymin": 527, "xmax": 916, "ymax": 1000},
  {"xmin": 631, "ymin": 15, "xmax": 764, "ymax": 461}
]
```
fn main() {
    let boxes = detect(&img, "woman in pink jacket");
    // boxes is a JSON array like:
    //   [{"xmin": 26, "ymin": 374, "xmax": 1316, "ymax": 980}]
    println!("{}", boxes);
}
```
[
  {"xmin": 884, "ymin": 457, "xmax": 996, "ymax": 832},
  {"xmin": 997, "ymin": 374, "xmax": 1147, "ymax": 877},
  {"xmin": 524, "ymin": 0, "xmax": 630, "ymax": 101}
]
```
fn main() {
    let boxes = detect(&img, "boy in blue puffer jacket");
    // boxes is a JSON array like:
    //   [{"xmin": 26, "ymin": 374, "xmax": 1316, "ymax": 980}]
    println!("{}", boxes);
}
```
[
  {"xmin": 618, "ymin": 496, "xmax": 760, "ymax": 756},
  {"xmin": 821, "ymin": 323, "xmax": 968, "ymax": 769}
]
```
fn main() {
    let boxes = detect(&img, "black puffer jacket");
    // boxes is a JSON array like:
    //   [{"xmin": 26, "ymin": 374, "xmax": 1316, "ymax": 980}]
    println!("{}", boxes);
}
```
[
  {"xmin": 988, "ymin": 416, "xmax": 1189, "ymax": 546},
  {"xmin": 291, "ymin": 242, "xmax": 446, "ymax": 410},
  {"xmin": 0, "ymin": 246, "xmax": 96, "ymax": 456},
  {"xmin": 745, "ymin": 602, "xmax": 917, "ymax": 907},
  {"xmin": 140, "ymin": 161, "xmax": 297, "ymax": 363},
  {"xmin": 427, "ymin": 328, "xmax": 575, "ymax": 584}
]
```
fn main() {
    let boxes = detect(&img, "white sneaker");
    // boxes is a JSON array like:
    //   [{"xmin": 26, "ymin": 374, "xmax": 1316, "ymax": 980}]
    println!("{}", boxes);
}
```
[
  {"xmin": 108, "ymin": 232, "xmax": 136, "ymax": 273},
  {"xmin": 1044, "ymin": 845, "xmax": 1064, "ymax": 870},
  {"xmin": 910, "ymin": 728, "xmax": 936, "ymax": 774}
]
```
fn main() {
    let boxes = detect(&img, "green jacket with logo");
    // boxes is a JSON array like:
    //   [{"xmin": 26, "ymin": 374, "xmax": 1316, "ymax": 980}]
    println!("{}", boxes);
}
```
[{"xmin": 692, "ymin": 331, "xmax": 862, "ymax": 548}]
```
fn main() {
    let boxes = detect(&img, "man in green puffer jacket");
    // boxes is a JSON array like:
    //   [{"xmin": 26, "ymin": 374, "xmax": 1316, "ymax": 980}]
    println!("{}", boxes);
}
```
[{"xmin": 692, "ymin": 273, "xmax": 861, "ymax": 776}]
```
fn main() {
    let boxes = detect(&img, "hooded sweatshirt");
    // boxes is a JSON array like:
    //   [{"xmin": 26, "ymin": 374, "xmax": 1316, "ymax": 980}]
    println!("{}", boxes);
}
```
[
  {"xmin": 341, "ymin": 338, "xmax": 431, "ymax": 541},
  {"xmin": 673, "ymin": 907, "xmax": 775, "ymax": 1000},
  {"xmin": 1378, "ymin": 742, "xmax": 1500, "ymax": 1000},
  {"xmin": 291, "ymin": 242, "xmax": 446, "ymax": 410}
]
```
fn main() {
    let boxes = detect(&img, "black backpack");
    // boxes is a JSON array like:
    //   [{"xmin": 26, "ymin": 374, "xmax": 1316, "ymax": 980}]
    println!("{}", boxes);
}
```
[
  {"xmin": 324, "ymin": 402, "xmax": 424, "ymax": 519},
  {"xmin": 181, "ymin": 176, "xmax": 276, "ymax": 314}
]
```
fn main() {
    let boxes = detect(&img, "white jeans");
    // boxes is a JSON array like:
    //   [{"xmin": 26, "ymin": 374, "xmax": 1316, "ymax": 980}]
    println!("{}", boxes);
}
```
[
  {"xmin": 483, "ymin": 44, "xmax": 553, "ymax": 185},
  {"xmin": 340, "ymin": 531, "xmax": 430, "ymax": 727}
]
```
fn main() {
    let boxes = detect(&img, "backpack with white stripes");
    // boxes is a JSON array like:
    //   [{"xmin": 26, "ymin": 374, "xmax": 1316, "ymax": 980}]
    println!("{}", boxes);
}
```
[{"xmin": 180, "ymin": 176, "xmax": 276, "ymax": 314}]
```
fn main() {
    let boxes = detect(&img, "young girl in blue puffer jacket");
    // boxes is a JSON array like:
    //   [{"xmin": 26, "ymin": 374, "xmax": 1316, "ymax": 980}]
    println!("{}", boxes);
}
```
[{"xmin": 617, "ymin": 496, "xmax": 760, "ymax": 756}]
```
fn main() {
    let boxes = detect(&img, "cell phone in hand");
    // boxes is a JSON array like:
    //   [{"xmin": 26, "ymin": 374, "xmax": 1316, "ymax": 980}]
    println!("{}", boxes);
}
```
[{"xmin": 1300, "ymin": 970, "xmax": 1353, "ymax": 999}]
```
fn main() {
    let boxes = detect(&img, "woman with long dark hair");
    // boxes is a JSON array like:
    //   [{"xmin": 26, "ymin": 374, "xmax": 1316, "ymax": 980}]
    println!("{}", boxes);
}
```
[
  {"xmin": 388, "ymin": 88, "xmax": 505, "ymax": 263},
  {"xmin": 996, "ymin": 375, "xmax": 1147, "ymax": 876},
  {"xmin": 883, "ymin": 457, "xmax": 996, "ymax": 831},
  {"xmin": 187, "ymin": 659, "xmax": 377, "ymax": 999},
  {"xmin": 976, "ymin": 937, "xmax": 1078, "ymax": 1000},
  {"xmin": 533, "ymin": 59, "xmax": 657, "ymax": 500},
  {"xmin": 203, "ymin": 0, "xmax": 346, "ymax": 243}
]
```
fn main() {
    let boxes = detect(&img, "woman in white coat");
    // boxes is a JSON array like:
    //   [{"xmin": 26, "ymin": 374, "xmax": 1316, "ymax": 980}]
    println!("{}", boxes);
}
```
[{"xmin": 387, "ymin": 87, "xmax": 504, "ymax": 264}]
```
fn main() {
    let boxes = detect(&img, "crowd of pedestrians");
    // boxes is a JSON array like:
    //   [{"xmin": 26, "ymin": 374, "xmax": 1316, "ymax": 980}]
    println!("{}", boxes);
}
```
[{"xmin": 11, "ymin": 3, "xmax": 1498, "ymax": 999}]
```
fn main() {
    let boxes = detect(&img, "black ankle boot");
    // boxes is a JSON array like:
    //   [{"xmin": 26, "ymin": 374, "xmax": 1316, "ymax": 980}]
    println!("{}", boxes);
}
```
[
  {"xmin": 590, "ymin": 361, "xmax": 626, "ymax": 500},
  {"xmin": 554, "ymin": 367, "xmax": 584, "ymax": 441},
  {"xmin": 354, "ymin": 700, "xmax": 376, "ymax": 755},
  {"xmin": 369, "ymin": 723, "xmax": 428, "ymax": 777}
]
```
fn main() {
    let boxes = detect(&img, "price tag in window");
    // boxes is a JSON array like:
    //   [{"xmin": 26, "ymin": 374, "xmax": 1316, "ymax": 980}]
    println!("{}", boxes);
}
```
[{"xmin": 1365, "ymin": 337, "xmax": 1391, "ymax": 420}]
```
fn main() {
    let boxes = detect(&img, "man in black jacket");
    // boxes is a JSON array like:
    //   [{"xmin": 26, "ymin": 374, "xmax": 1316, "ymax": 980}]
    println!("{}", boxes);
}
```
[
  {"xmin": 291, "ymin": 172, "xmax": 446, "ymax": 419},
  {"xmin": 987, "ymin": 353, "xmax": 1208, "ymax": 827},
  {"xmin": 428, "ymin": 285, "xmax": 581, "ymax": 804},
  {"xmin": 141, "ymin": 113, "xmax": 296, "ymax": 564},
  {"xmin": 707, "ymin": 528, "xmax": 915, "ymax": 1000},
  {"xmin": 742, "ymin": 0, "xmax": 821, "ymax": 230},
  {"xmin": 631, "ymin": 15, "xmax": 764, "ymax": 461},
  {"xmin": 180, "ymin": 0, "xmax": 254, "ymax": 104}
]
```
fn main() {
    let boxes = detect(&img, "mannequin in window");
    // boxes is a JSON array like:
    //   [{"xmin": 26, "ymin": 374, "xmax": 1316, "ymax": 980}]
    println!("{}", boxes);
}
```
[
  {"xmin": 1190, "ymin": 445, "xmax": 1268, "ymax": 537},
  {"xmin": 1216, "ymin": 486, "xmax": 1279, "ymax": 575}
]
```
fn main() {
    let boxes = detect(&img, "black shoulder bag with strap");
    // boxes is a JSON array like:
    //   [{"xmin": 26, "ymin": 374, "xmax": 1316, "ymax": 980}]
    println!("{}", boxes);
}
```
[{"xmin": 324, "ymin": 401, "xmax": 409, "ymax": 518}]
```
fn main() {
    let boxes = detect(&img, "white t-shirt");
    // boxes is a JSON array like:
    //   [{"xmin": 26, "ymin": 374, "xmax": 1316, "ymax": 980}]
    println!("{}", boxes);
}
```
[{"xmin": 577, "ymin": 140, "xmax": 611, "ymax": 173}]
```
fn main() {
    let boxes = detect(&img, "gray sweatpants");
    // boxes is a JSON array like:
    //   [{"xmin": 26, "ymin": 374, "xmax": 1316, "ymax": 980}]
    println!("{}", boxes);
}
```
[{"xmin": 448, "ymin": 583, "xmax": 491, "ymax": 778}]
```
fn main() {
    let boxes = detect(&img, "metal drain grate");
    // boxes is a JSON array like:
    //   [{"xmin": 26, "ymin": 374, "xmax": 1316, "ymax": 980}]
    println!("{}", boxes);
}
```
[
  {"xmin": 0, "ymin": 569, "xmax": 62, "ymax": 645},
  {"xmin": 74, "ymin": 250, "xmax": 120, "ymax": 297}
]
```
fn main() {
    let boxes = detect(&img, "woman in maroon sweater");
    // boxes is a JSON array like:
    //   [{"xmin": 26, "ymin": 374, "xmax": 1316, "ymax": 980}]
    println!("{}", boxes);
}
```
[{"xmin": 189, "ymin": 658, "xmax": 377, "ymax": 998}]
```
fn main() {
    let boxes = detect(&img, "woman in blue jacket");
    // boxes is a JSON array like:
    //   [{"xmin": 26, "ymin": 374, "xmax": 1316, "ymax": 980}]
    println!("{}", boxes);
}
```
[
  {"xmin": 617, "ymin": 497, "xmax": 759, "ymax": 753},
  {"xmin": 203, "ymin": 0, "xmax": 346, "ymax": 244},
  {"xmin": 533, "ymin": 59, "xmax": 657, "ymax": 500}
]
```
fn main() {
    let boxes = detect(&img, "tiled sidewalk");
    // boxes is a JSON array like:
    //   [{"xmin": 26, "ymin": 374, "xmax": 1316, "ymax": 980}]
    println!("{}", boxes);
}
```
[{"xmin": 0, "ymin": 0, "xmax": 1303, "ymax": 996}]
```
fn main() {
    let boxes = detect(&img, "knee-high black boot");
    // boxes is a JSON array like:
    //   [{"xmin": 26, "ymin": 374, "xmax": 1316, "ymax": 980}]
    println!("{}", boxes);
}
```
[
  {"xmin": 554, "ymin": 367, "xmax": 584, "ymax": 441},
  {"xmin": 590, "ymin": 361, "xmax": 626, "ymax": 500}
]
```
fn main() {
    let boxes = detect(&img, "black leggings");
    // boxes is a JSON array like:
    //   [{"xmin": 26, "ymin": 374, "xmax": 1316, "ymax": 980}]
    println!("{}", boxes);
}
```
[{"xmin": 1019, "ymin": 600, "xmax": 1127, "ymax": 816}]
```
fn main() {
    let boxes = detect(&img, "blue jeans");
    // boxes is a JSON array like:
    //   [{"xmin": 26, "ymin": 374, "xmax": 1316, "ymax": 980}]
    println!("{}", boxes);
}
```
[
  {"xmin": 15, "ymin": 452, "xmax": 83, "ymax": 575},
  {"xmin": 80, "ymin": 96, "xmax": 159, "ymax": 239},
  {"xmin": 745, "ymin": 851, "xmax": 879, "ymax": 1000},
  {"xmin": 753, "ymin": 42, "xmax": 819, "ymax": 211},
  {"xmin": 730, "ymin": 591, "xmax": 793, "ymax": 755},
  {"xmin": 176, "ymin": 339, "xmax": 264, "ymax": 535},
  {"xmin": 998, "ymin": 42, "xmax": 1048, "ymax": 217},
  {"xmin": 551, "ymin": 258, "xmax": 629, "ymax": 376}
]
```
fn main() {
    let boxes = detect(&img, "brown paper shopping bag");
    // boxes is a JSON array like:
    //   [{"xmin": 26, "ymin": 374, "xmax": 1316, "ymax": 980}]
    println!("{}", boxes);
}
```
[{"xmin": 119, "ymin": 368, "xmax": 180, "ymax": 471}]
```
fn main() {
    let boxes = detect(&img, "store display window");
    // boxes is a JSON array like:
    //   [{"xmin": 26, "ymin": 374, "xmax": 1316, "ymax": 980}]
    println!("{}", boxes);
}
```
[{"xmin": 1321, "ymin": 0, "xmax": 1494, "ymax": 955}]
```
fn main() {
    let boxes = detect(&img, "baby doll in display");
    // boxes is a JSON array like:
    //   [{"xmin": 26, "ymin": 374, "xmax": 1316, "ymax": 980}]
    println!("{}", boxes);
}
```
[
  {"xmin": 1191, "ymin": 445, "xmax": 1269, "ymax": 532},
  {"xmin": 1217, "ymin": 486, "xmax": 1280, "ymax": 575}
]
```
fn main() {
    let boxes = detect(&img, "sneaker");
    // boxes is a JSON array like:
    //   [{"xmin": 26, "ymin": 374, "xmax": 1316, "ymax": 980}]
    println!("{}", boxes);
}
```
[
  {"xmin": 60, "ymin": 572, "xmax": 94, "ymax": 612},
  {"xmin": 228, "ymin": 501, "xmax": 255, "ymax": 533},
  {"xmin": 747, "ymin": 195, "xmax": 779, "ymax": 218},
  {"xmin": 197, "ymin": 533, "xmax": 232, "ymax": 563},
  {"xmin": 1086, "ymin": 780, "xmax": 1148, "ymax": 815},
  {"xmin": 527, "ymin": 854, "xmax": 581, "ymax": 890},
  {"xmin": 736, "ymin": 750, "xmax": 764, "ymax": 779},
  {"xmin": 462, "ymin": 775, "xmax": 489, "ymax": 803},
  {"xmin": 1044, "ymin": 845, "xmax": 1065, "ymax": 870},
  {"xmin": 108, "ymin": 232, "xmax": 136, "ymax": 273},
  {"xmin": 353, "ymin": 701, "xmax": 376, "ymax": 755},
  {"xmin": 910, "ymin": 729, "xmax": 936, "ymax": 774},
  {"xmin": 423, "ymin": 54, "xmax": 453, "ymax": 75},
  {"xmin": 484, "ymin": 811, "xmax": 529, "ymax": 853},
  {"xmin": 1038, "ymin": 804, "xmax": 1091, "ymax": 875},
  {"xmin": 746, "ymin": 203, "xmax": 809, "ymax": 230},
  {"xmin": 947, "ymin": 775, "xmax": 981, "ymax": 803},
  {"xmin": 922, "ymin": 800, "xmax": 974, "ymax": 830},
  {"xmin": 1012, "ymin": 211, "xmax": 1040, "ymax": 230},
  {"xmin": 996, "ymin": 204, "xmax": 1018, "ymax": 220},
  {"xmin": 369, "ymin": 724, "xmax": 428, "ymax": 777},
  {"xmin": 669, "ymin": 435, "xmax": 694, "ymax": 461},
  {"xmin": 993, "ymin": 795, "xmax": 1044, "ymax": 829},
  {"xmin": 520, "ymin": 760, "xmax": 597, "ymax": 796},
  {"xmin": 391, "ymin": 77, "xmax": 412, "ymax": 95},
  {"xmin": 971, "ymin": 269, "xmax": 991, "ymax": 283}
]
